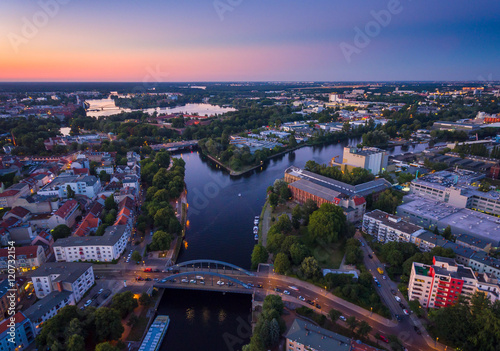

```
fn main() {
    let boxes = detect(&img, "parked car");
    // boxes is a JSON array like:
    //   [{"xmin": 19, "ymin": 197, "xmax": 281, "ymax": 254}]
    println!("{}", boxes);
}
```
[
  {"xmin": 274, "ymin": 288, "xmax": 281, "ymax": 293},
  {"xmin": 189, "ymin": 279, "xmax": 197, "ymax": 284},
  {"xmin": 306, "ymin": 300, "xmax": 314, "ymax": 305},
  {"xmin": 181, "ymin": 278, "xmax": 189, "ymax": 283},
  {"xmin": 84, "ymin": 300, "xmax": 92, "ymax": 307},
  {"xmin": 283, "ymin": 290, "xmax": 290, "ymax": 295},
  {"xmin": 98, "ymin": 288, "xmax": 104, "ymax": 294},
  {"xmin": 315, "ymin": 303, "xmax": 321, "ymax": 309},
  {"xmin": 217, "ymin": 280, "xmax": 224, "ymax": 286},
  {"xmin": 414, "ymin": 326, "xmax": 422, "ymax": 335},
  {"xmin": 403, "ymin": 309, "xmax": 410, "ymax": 315},
  {"xmin": 391, "ymin": 289, "xmax": 396, "ymax": 295},
  {"xmin": 399, "ymin": 302, "xmax": 405, "ymax": 309},
  {"xmin": 298, "ymin": 296, "xmax": 305, "ymax": 301},
  {"xmin": 379, "ymin": 335, "xmax": 389, "ymax": 343},
  {"xmin": 394, "ymin": 296, "xmax": 401, "ymax": 302},
  {"xmin": 256, "ymin": 284, "xmax": 263, "ymax": 289},
  {"xmin": 339, "ymin": 316, "xmax": 347, "ymax": 322}
]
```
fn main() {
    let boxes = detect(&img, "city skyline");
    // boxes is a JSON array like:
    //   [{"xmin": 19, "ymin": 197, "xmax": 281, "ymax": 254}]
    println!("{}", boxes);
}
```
[{"xmin": 1, "ymin": 0, "xmax": 499, "ymax": 82}]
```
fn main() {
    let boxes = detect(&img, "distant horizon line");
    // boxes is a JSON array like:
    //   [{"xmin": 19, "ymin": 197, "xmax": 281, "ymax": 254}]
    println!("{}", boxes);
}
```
[{"xmin": 0, "ymin": 80, "xmax": 497, "ymax": 84}]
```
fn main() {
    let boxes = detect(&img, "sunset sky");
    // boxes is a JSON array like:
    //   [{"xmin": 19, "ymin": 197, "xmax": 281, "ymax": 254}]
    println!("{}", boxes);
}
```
[{"xmin": 1, "ymin": 0, "xmax": 499, "ymax": 82}]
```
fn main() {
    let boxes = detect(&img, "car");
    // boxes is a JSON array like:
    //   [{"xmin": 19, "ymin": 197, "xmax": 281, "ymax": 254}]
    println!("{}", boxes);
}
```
[
  {"xmin": 394, "ymin": 296, "xmax": 401, "ymax": 302},
  {"xmin": 154, "ymin": 269, "xmax": 160, "ymax": 272},
  {"xmin": 153, "ymin": 278, "xmax": 159, "ymax": 281},
  {"xmin": 103, "ymin": 292, "xmax": 110, "ymax": 298},
  {"xmin": 382, "ymin": 275, "xmax": 386, "ymax": 280},
  {"xmin": 145, "ymin": 278, "xmax": 152, "ymax": 281},
  {"xmin": 95, "ymin": 275, "xmax": 100, "ymax": 280},
  {"xmin": 414, "ymin": 326, "xmax": 422, "ymax": 335},
  {"xmin": 379, "ymin": 335, "xmax": 389, "ymax": 343},
  {"xmin": 339, "ymin": 316, "xmax": 347, "ymax": 322},
  {"xmin": 160, "ymin": 278, "xmax": 168, "ymax": 283},
  {"xmin": 298, "ymin": 296, "xmax": 305, "ymax": 301},
  {"xmin": 189, "ymin": 279, "xmax": 197, "ymax": 284},
  {"xmin": 395, "ymin": 314, "xmax": 402, "ymax": 321},
  {"xmin": 27, "ymin": 292, "xmax": 33, "ymax": 299},
  {"xmin": 283, "ymin": 290, "xmax": 290, "ymax": 295},
  {"xmin": 247, "ymin": 283, "xmax": 254, "ymax": 288},
  {"xmin": 391, "ymin": 289, "xmax": 397, "ymax": 295},
  {"xmin": 195, "ymin": 276, "xmax": 204, "ymax": 280},
  {"xmin": 98, "ymin": 288, "xmax": 104, "ymax": 294},
  {"xmin": 368, "ymin": 254, "xmax": 373, "ymax": 259},
  {"xmin": 376, "ymin": 282, "xmax": 381, "ymax": 288},
  {"xmin": 274, "ymin": 288, "xmax": 282, "ymax": 293},
  {"xmin": 181, "ymin": 278, "xmax": 189, "ymax": 283},
  {"xmin": 399, "ymin": 302, "xmax": 405, "ymax": 309},
  {"xmin": 84, "ymin": 300, "xmax": 92, "ymax": 307},
  {"xmin": 306, "ymin": 300, "xmax": 314, "ymax": 305},
  {"xmin": 199, "ymin": 280, "xmax": 205, "ymax": 285},
  {"xmin": 217, "ymin": 280, "xmax": 224, "ymax": 286},
  {"xmin": 136, "ymin": 276, "xmax": 144, "ymax": 281},
  {"xmin": 403, "ymin": 309, "xmax": 410, "ymax": 315},
  {"xmin": 315, "ymin": 303, "xmax": 321, "ymax": 309},
  {"xmin": 256, "ymin": 284, "xmax": 263, "ymax": 289}
]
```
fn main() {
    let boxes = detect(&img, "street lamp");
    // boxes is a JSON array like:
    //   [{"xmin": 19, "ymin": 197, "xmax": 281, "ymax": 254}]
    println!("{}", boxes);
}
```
[{"xmin": 370, "ymin": 307, "xmax": 373, "ymax": 316}]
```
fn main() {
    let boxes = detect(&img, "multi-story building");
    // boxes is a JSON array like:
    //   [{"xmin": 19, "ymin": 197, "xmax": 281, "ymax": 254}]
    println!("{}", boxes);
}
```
[
  {"xmin": 288, "ymin": 179, "xmax": 366, "ymax": 222},
  {"xmin": 0, "ymin": 280, "xmax": 10, "ymax": 320},
  {"xmin": 0, "ymin": 246, "xmax": 46, "ymax": 273},
  {"xmin": 285, "ymin": 318, "xmax": 351, "ymax": 351},
  {"xmin": 30, "ymin": 262, "xmax": 94, "ymax": 302},
  {"xmin": 410, "ymin": 170, "xmax": 500, "ymax": 216},
  {"xmin": 0, "ymin": 312, "xmax": 35, "ymax": 350},
  {"xmin": 38, "ymin": 175, "xmax": 101, "ymax": 199},
  {"xmin": 363, "ymin": 210, "xmax": 425, "ymax": 243},
  {"xmin": 54, "ymin": 224, "xmax": 130, "ymax": 262},
  {"xmin": 397, "ymin": 195, "xmax": 500, "ymax": 248},
  {"xmin": 333, "ymin": 146, "xmax": 389, "ymax": 175},
  {"xmin": 408, "ymin": 256, "xmax": 478, "ymax": 308},
  {"xmin": 24, "ymin": 291, "xmax": 74, "ymax": 332},
  {"xmin": 47, "ymin": 199, "xmax": 81, "ymax": 229}
]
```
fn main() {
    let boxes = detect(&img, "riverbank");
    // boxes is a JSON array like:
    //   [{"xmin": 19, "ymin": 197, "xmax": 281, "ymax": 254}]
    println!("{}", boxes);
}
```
[
  {"xmin": 204, "ymin": 143, "xmax": 306, "ymax": 176},
  {"xmin": 170, "ymin": 189, "xmax": 188, "ymax": 264}
]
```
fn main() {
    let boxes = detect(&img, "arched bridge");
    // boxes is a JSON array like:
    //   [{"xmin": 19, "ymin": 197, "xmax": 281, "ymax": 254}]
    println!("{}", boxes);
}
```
[
  {"xmin": 154, "ymin": 271, "xmax": 251, "ymax": 290},
  {"xmin": 167, "ymin": 259, "xmax": 254, "ymax": 276}
]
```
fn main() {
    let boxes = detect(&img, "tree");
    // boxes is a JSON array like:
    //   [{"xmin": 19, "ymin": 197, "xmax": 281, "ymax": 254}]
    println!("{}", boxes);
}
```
[
  {"xmin": 95, "ymin": 307, "xmax": 124, "ymax": 341},
  {"xmin": 262, "ymin": 295, "xmax": 284, "ymax": 315},
  {"xmin": 300, "ymin": 257, "xmax": 321, "ymax": 280},
  {"xmin": 308, "ymin": 203, "xmax": 346, "ymax": 243},
  {"xmin": 150, "ymin": 230, "xmax": 173, "ymax": 251},
  {"xmin": 155, "ymin": 151, "xmax": 170, "ymax": 168},
  {"xmin": 66, "ymin": 185, "xmax": 75, "ymax": 198},
  {"xmin": 52, "ymin": 224, "xmax": 71, "ymax": 240},
  {"xmin": 289, "ymin": 243, "xmax": 309, "ymax": 265},
  {"xmin": 269, "ymin": 193, "xmax": 279, "ymax": 207},
  {"xmin": 67, "ymin": 334, "xmax": 85, "ymax": 351},
  {"xmin": 346, "ymin": 316, "xmax": 358, "ymax": 331},
  {"xmin": 131, "ymin": 250, "xmax": 142, "ymax": 262},
  {"xmin": 357, "ymin": 321, "xmax": 372, "ymax": 338},
  {"xmin": 328, "ymin": 308, "xmax": 341, "ymax": 321},
  {"xmin": 288, "ymin": 135, "xmax": 298, "ymax": 147},
  {"xmin": 442, "ymin": 225, "xmax": 453, "ymax": 240},
  {"xmin": 273, "ymin": 253, "xmax": 291, "ymax": 274},
  {"xmin": 95, "ymin": 342, "xmax": 120, "ymax": 351},
  {"xmin": 99, "ymin": 170, "xmax": 111, "ymax": 182},
  {"xmin": 139, "ymin": 292, "xmax": 152, "ymax": 306},
  {"xmin": 104, "ymin": 194, "xmax": 117, "ymax": 211},
  {"xmin": 110, "ymin": 291, "xmax": 138, "ymax": 318},
  {"xmin": 275, "ymin": 214, "xmax": 292, "ymax": 233},
  {"xmin": 268, "ymin": 318, "xmax": 280, "ymax": 347},
  {"xmin": 251, "ymin": 244, "xmax": 269, "ymax": 270},
  {"xmin": 291, "ymin": 205, "xmax": 302, "ymax": 229}
]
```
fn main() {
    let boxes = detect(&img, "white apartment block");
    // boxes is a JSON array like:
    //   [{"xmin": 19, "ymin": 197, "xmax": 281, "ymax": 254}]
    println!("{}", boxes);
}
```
[
  {"xmin": 54, "ymin": 224, "xmax": 130, "ymax": 262},
  {"xmin": 38, "ymin": 175, "xmax": 101, "ymax": 199},
  {"xmin": 24, "ymin": 291, "xmax": 74, "ymax": 333},
  {"xmin": 30, "ymin": 262, "xmax": 94, "ymax": 302},
  {"xmin": 340, "ymin": 146, "xmax": 388, "ymax": 175},
  {"xmin": 362, "ymin": 210, "xmax": 425, "ymax": 243}
]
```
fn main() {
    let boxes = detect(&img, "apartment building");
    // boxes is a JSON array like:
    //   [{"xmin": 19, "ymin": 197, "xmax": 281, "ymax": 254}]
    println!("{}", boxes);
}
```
[
  {"xmin": 363, "ymin": 210, "xmax": 425, "ymax": 243},
  {"xmin": 0, "ymin": 246, "xmax": 46, "ymax": 273},
  {"xmin": 410, "ymin": 170, "xmax": 500, "ymax": 216},
  {"xmin": 408, "ymin": 256, "xmax": 478, "ymax": 308},
  {"xmin": 47, "ymin": 199, "xmax": 81, "ymax": 229},
  {"xmin": 24, "ymin": 291, "xmax": 74, "ymax": 332},
  {"xmin": 30, "ymin": 262, "xmax": 94, "ymax": 302},
  {"xmin": 38, "ymin": 175, "xmax": 101, "ymax": 199},
  {"xmin": 0, "ymin": 312, "xmax": 35, "ymax": 351},
  {"xmin": 334, "ymin": 146, "xmax": 388, "ymax": 175},
  {"xmin": 54, "ymin": 224, "xmax": 130, "ymax": 262},
  {"xmin": 285, "ymin": 318, "xmax": 351, "ymax": 351}
]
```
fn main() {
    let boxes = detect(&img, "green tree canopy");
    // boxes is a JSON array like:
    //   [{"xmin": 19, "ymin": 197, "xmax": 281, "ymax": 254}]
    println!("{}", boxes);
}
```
[{"xmin": 52, "ymin": 224, "xmax": 71, "ymax": 240}]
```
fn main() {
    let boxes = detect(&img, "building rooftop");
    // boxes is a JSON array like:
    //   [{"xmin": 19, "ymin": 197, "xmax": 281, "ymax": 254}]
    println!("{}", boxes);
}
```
[
  {"xmin": 24, "ymin": 291, "xmax": 72, "ymax": 323},
  {"xmin": 0, "ymin": 312, "xmax": 26, "ymax": 335},
  {"xmin": 286, "ymin": 166, "xmax": 391, "ymax": 197},
  {"xmin": 285, "ymin": 318, "xmax": 351, "ymax": 351},
  {"xmin": 29, "ymin": 262, "xmax": 92, "ymax": 283},
  {"xmin": 416, "ymin": 230, "xmax": 450, "ymax": 247},
  {"xmin": 364, "ymin": 209, "xmax": 422, "ymax": 234},
  {"xmin": 289, "ymin": 179, "xmax": 341, "ymax": 202},
  {"xmin": 53, "ymin": 199, "xmax": 79, "ymax": 219},
  {"xmin": 54, "ymin": 224, "xmax": 128, "ymax": 247},
  {"xmin": 0, "ymin": 246, "xmax": 40, "ymax": 259},
  {"xmin": 455, "ymin": 233, "xmax": 495, "ymax": 250}
]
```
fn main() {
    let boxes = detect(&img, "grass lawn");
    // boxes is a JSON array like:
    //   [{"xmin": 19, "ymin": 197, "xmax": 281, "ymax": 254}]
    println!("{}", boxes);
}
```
[
  {"xmin": 127, "ymin": 308, "xmax": 149, "ymax": 342},
  {"xmin": 312, "ymin": 242, "xmax": 344, "ymax": 269}
]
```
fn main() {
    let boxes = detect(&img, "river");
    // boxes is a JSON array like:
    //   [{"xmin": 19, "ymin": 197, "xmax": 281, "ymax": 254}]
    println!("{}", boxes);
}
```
[{"xmin": 157, "ymin": 140, "xmax": 428, "ymax": 351}]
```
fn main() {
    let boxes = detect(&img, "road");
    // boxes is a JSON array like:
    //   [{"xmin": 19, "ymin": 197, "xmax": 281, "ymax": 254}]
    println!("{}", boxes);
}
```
[{"xmin": 94, "ymin": 265, "xmax": 438, "ymax": 351}]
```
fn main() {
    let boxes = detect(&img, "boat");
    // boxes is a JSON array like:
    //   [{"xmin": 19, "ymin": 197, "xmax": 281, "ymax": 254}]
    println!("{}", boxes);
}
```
[
  {"xmin": 139, "ymin": 315, "xmax": 170, "ymax": 351},
  {"xmin": 253, "ymin": 226, "xmax": 258, "ymax": 234},
  {"xmin": 254, "ymin": 216, "xmax": 259, "ymax": 225},
  {"xmin": 254, "ymin": 234, "xmax": 258, "ymax": 240},
  {"xmin": 238, "ymin": 193, "xmax": 242, "ymax": 197}
]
